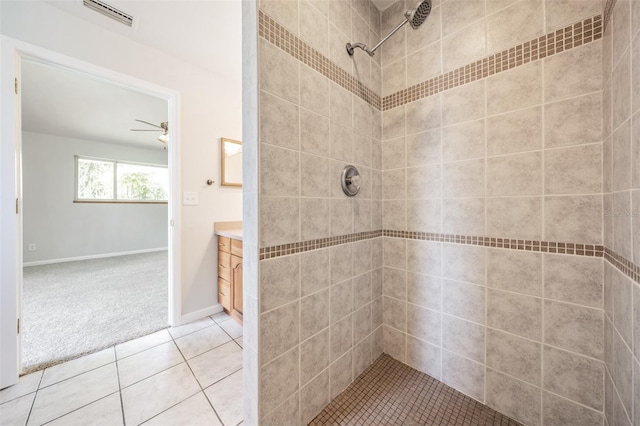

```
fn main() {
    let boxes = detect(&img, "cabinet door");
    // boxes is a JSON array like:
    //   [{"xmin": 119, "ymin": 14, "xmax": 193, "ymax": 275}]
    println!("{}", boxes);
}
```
[{"xmin": 231, "ymin": 255, "xmax": 243, "ymax": 315}]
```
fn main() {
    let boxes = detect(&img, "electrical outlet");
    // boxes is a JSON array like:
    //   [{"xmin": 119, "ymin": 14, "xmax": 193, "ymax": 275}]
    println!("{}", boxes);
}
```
[
  {"xmin": 182, "ymin": 191, "xmax": 199, "ymax": 206},
  {"xmin": 28, "ymin": 243, "xmax": 36, "ymax": 251}
]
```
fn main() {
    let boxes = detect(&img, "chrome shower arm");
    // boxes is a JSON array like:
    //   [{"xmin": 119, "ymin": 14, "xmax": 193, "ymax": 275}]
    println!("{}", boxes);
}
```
[{"xmin": 368, "ymin": 17, "xmax": 408, "ymax": 55}]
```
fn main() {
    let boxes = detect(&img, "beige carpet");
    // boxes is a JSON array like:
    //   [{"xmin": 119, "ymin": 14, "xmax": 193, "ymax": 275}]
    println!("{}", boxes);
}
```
[{"xmin": 22, "ymin": 251, "xmax": 169, "ymax": 373}]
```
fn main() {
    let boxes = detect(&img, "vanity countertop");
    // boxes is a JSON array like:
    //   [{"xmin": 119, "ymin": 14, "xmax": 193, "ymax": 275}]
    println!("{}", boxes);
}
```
[
  {"xmin": 215, "ymin": 228, "xmax": 243, "ymax": 240},
  {"xmin": 214, "ymin": 220, "xmax": 243, "ymax": 241}
]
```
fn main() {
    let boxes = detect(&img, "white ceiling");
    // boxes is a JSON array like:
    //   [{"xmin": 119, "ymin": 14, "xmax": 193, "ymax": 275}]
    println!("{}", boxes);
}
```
[
  {"xmin": 22, "ymin": 60, "xmax": 169, "ymax": 150},
  {"xmin": 44, "ymin": 0, "xmax": 242, "ymax": 82}
]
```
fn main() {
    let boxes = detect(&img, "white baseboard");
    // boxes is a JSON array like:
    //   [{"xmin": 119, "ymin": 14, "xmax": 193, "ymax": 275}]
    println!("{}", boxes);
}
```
[
  {"xmin": 180, "ymin": 304, "xmax": 223, "ymax": 325},
  {"xmin": 23, "ymin": 247, "xmax": 168, "ymax": 267}
]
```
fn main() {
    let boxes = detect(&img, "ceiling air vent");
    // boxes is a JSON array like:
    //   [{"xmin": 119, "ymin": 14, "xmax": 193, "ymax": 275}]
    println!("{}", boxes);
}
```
[{"xmin": 82, "ymin": 0, "xmax": 134, "ymax": 27}]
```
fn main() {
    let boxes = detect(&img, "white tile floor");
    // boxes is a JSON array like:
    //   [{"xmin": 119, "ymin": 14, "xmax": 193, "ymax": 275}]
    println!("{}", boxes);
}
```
[{"xmin": 0, "ymin": 312, "xmax": 243, "ymax": 426}]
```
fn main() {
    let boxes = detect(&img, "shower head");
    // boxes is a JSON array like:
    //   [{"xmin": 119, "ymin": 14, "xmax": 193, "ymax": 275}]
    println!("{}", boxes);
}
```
[
  {"xmin": 405, "ymin": 0, "xmax": 432, "ymax": 30},
  {"xmin": 346, "ymin": 0, "xmax": 432, "ymax": 56}
]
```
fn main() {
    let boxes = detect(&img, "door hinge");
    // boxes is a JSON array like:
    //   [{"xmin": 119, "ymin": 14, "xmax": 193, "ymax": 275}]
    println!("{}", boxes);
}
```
[
  {"xmin": 17, "ymin": 318, "xmax": 20, "ymax": 334},
  {"xmin": 14, "ymin": 78, "xmax": 18, "ymax": 95},
  {"xmin": 16, "ymin": 198, "xmax": 19, "ymax": 214}
]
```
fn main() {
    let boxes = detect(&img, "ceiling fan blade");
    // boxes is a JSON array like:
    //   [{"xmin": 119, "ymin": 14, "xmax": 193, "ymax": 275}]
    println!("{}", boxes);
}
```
[{"xmin": 134, "ymin": 119, "xmax": 163, "ymax": 129}]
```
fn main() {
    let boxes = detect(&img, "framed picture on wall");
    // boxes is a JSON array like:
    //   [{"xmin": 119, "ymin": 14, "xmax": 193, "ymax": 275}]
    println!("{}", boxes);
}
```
[{"xmin": 220, "ymin": 138, "xmax": 242, "ymax": 187}]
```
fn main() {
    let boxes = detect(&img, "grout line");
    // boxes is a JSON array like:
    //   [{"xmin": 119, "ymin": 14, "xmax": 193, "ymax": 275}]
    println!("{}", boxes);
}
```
[{"xmin": 114, "ymin": 346, "xmax": 126, "ymax": 426}]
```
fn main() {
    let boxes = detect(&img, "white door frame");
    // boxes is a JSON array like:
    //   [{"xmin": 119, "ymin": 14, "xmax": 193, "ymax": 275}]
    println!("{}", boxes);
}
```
[{"xmin": 0, "ymin": 35, "xmax": 182, "ymax": 389}]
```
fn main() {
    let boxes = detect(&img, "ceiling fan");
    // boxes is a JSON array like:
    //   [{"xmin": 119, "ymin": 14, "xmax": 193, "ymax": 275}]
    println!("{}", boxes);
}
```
[{"xmin": 130, "ymin": 119, "xmax": 169, "ymax": 144}]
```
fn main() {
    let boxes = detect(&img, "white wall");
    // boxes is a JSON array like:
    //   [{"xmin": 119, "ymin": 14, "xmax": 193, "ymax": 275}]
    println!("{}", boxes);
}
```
[
  {"xmin": 0, "ymin": 0, "xmax": 242, "ymax": 317},
  {"xmin": 22, "ymin": 131, "xmax": 168, "ymax": 263}
]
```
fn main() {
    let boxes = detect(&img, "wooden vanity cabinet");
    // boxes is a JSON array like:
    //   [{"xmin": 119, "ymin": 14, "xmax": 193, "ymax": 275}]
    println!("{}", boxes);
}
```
[{"xmin": 217, "ymin": 235, "xmax": 243, "ymax": 324}]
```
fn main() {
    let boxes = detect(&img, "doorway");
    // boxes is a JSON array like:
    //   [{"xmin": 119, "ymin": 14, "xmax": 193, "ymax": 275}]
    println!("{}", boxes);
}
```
[{"xmin": 0, "ymin": 40, "xmax": 182, "ymax": 387}]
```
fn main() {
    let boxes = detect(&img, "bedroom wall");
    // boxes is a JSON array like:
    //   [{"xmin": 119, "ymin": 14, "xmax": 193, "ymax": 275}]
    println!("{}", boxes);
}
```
[
  {"xmin": 22, "ymin": 131, "xmax": 168, "ymax": 264},
  {"xmin": 0, "ymin": 0, "xmax": 242, "ymax": 317}
]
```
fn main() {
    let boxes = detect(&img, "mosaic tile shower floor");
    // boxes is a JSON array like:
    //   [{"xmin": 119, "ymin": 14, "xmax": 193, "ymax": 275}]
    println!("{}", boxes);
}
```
[{"xmin": 310, "ymin": 354, "xmax": 522, "ymax": 426}]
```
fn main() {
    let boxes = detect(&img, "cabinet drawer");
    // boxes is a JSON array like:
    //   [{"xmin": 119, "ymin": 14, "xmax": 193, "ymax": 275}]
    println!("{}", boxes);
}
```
[
  {"xmin": 231, "ymin": 238, "xmax": 243, "ymax": 257},
  {"xmin": 218, "ymin": 251, "xmax": 231, "ymax": 282},
  {"xmin": 218, "ymin": 236, "xmax": 231, "ymax": 254},
  {"xmin": 218, "ymin": 278, "xmax": 231, "ymax": 310}
]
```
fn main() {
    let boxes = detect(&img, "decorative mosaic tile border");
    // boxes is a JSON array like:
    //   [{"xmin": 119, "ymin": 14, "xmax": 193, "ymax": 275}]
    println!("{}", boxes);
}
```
[
  {"xmin": 260, "ymin": 229, "xmax": 639, "ymax": 285},
  {"xmin": 605, "ymin": 247, "xmax": 640, "ymax": 284},
  {"xmin": 258, "ymin": 10, "xmax": 381, "ymax": 110},
  {"xmin": 259, "ymin": 230, "xmax": 383, "ymax": 260},
  {"xmin": 382, "ymin": 14, "xmax": 603, "ymax": 110}
]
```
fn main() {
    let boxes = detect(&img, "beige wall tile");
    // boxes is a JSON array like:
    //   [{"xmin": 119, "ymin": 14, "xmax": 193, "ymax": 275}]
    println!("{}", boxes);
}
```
[
  {"xmin": 442, "ymin": 244, "xmax": 486, "ymax": 285},
  {"xmin": 259, "ymin": 39, "xmax": 299, "ymax": 104},
  {"xmin": 406, "ymin": 42, "xmax": 442, "ymax": 87},
  {"xmin": 407, "ymin": 272, "xmax": 441, "ymax": 311},
  {"xmin": 383, "ymin": 296, "xmax": 407, "ymax": 331},
  {"xmin": 613, "ymin": 192, "xmax": 633, "ymax": 260},
  {"xmin": 545, "ymin": 300, "xmax": 603, "ymax": 360},
  {"xmin": 353, "ymin": 335, "xmax": 372, "ymax": 377},
  {"xmin": 544, "ymin": 144, "xmax": 602, "ymax": 194},
  {"xmin": 442, "ymin": 20, "xmax": 486, "ymax": 72},
  {"xmin": 442, "ymin": 350, "xmax": 485, "ymax": 402},
  {"xmin": 300, "ymin": 0, "xmax": 329, "ymax": 56},
  {"xmin": 486, "ymin": 370, "xmax": 542, "ymax": 426},
  {"xmin": 442, "ymin": 315, "xmax": 485, "ymax": 363},
  {"xmin": 544, "ymin": 0, "xmax": 602, "ymax": 31},
  {"xmin": 441, "ymin": 0, "xmax": 485, "ymax": 37},
  {"xmin": 407, "ymin": 240, "xmax": 442, "ymax": 275},
  {"xmin": 331, "ymin": 198, "xmax": 354, "ymax": 236},
  {"xmin": 330, "ymin": 83, "xmax": 353, "ymax": 129},
  {"xmin": 300, "ymin": 65, "xmax": 330, "ymax": 118},
  {"xmin": 406, "ymin": 95, "xmax": 442, "ymax": 134},
  {"xmin": 260, "ymin": 91, "xmax": 299, "ymax": 150},
  {"xmin": 612, "ymin": 267, "xmax": 633, "ymax": 346},
  {"xmin": 383, "ymin": 236, "xmax": 406, "ymax": 269},
  {"xmin": 353, "ymin": 272, "xmax": 372, "ymax": 310},
  {"xmin": 407, "ymin": 303, "xmax": 441, "ymax": 345},
  {"xmin": 383, "ymin": 200, "xmax": 407, "ymax": 229},
  {"xmin": 487, "ymin": 152, "xmax": 542, "ymax": 196},
  {"xmin": 442, "ymin": 80, "xmax": 485, "ymax": 126},
  {"xmin": 487, "ymin": 249, "xmax": 542, "ymax": 297},
  {"xmin": 542, "ymin": 391, "xmax": 603, "ymax": 426},
  {"xmin": 383, "ymin": 325, "xmax": 407, "ymax": 362},
  {"xmin": 330, "ymin": 350, "xmax": 353, "ymax": 398},
  {"xmin": 407, "ymin": 199, "xmax": 442, "ymax": 232},
  {"xmin": 442, "ymin": 120, "xmax": 486, "ymax": 162},
  {"xmin": 330, "ymin": 122, "xmax": 353, "ymax": 163},
  {"xmin": 544, "ymin": 195, "xmax": 602, "ymax": 243},
  {"xmin": 543, "ymin": 345, "xmax": 604, "ymax": 410},
  {"xmin": 612, "ymin": 0, "xmax": 631, "ymax": 67},
  {"xmin": 486, "ymin": 328, "xmax": 541, "ymax": 386},
  {"xmin": 353, "ymin": 98, "xmax": 371, "ymax": 136},
  {"xmin": 353, "ymin": 304, "xmax": 372, "ymax": 343},
  {"xmin": 408, "ymin": 165, "xmax": 441, "ymax": 199},
  {"xmin": 407, "ymin": 5, "xmax": 441, "ymax": 53},
  {"xmin": 301, "ymin": 108, "xmax": 330, "ymax": 157},
  {"xmin": 261, "ymin": 302, "xmax": 299, "ymax": 364},
  {"xmin": 633, "ymin": 37, "xmax": 640, "ymax": 115},
  {"xmin": 634, "ymin": 190, "xmax": 640, "ymax": 265},
  {"xmin": 301, "ymin": 154, "xmax": 331, "ymax": 197},
  {"xmin": 406, "ymin": 130, "xmax": 442, "ymax": 166},
  {"xmin": 442, "ymin": 159, "xmax": 485, "ymax": 197},
  {"xmin": 544, "ymin": 255, "xmax": 603, "ymax": 308},
  {"xmin": 260, "ymin": 347, "xmax": 299, "ymax": 415},
  {"xmin": 383, "ymin": 59, "xmax": 406, "ymax": 97},
  {"xmin": 383, "ymin": 169, "xmax": 406, "ymax": 199},
  {"xmin": 487, "ymin": 288, "xmax": 542, "ymax": 340},
  {"xmin": 442, "ymin": 198, "xmax": 486, "ymax": 235},
  {"xmin": 260, "ymin": 255, "xmax": 300, "ymax": 312},
  {"xmin": 300, "ymin": 370, "xmax": 330, "ymax": 425},
  {"xmin": 486, "ymin": 0, "xmax": 543, "ymax": 54},
  {"xmin": 544, "ymin": 41, "xmax": 602, "ymax": 103},
  {"xmin": 406, "ymin": 336, "xmax": 441, "ymax": 380},
  {"xmin": 330, "ymin": 315, "xmax": 353, "ymax": 361},
  {"xmin": 544, "ymin": 93, "xmax": 603, "ymax": 149},
  {"xmin": 300, "ymin": 289, "xmax": 330, "ymax": 340},
  {"xmin": 487, "ymin": 61, "xmax": 542, "ymax": 116},
  {"xmin": 301, "ymin": 249, "xmax": 331, "ymax": 297},
  {"xmin": 330, "ymin": 243, "xmax": 353, "ymax": 284},
  {"xmin": 260, "ymin": 197, "xmax": 300, "ymax": 246},
  {"xmin": 261, "ymin": 392, "xmax": 299, "ymax": 426},
  {"xmin": 487, "ymin": 197, "xmax": 542, "ymax": 240},
  {"xmin": 383, "ymin": 106, "xmax": 406, "ymax": 140},
  {"xmin": 633, "ymin": 114, "xmax": 640, "ymax": 189},
  {"xmin": 352, "ymin": 240, "xmax": 372, "ymax": 276},
  {"xmin": 300, "ymin": 329, "xmax": 330, "ymax": 386},
  {"xmin": 613, "ymin": 120, "xmax": 632, "ymax": 191},
  {"xmin": 612, "ymin": 328, "xmax": 633, "ymax": 421},
  {"xmin": 382, "ymin": 137, "xmax": 406, "ymax": 170},
  {"xmin": 329, "ymin": 0, "xmax": 352, "ymax": 37},
  {"xmin": 331, "ymin": 279, "xmax": 354, "ymax": 323},
  {"xmin": 261, "ymin": 144, "xmax": 300, "ymax": 196},
  {"xmin": 442, "ymin": 279, "xmax": 485, "ymax": 324},
  {"xmin": 487, "ymin": 106, "xmax": 542, "ymax": 156}
]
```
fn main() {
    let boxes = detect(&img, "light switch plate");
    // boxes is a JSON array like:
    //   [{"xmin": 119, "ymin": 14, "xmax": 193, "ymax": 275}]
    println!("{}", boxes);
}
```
[{"xmin": 183, "ymin": 191, "xmax": 199, "ymax": 206}]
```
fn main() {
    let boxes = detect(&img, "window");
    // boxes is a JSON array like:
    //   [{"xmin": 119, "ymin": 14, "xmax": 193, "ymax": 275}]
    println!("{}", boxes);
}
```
[{"xmin": 75, "ymin": 156, "xmax": 168, "ymax": 202}]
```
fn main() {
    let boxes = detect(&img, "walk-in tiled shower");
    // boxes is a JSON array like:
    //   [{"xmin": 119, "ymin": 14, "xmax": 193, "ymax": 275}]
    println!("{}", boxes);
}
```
[{"xmin": 242, "ymin": 0, "xmax": 640, "ymax": 424}]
